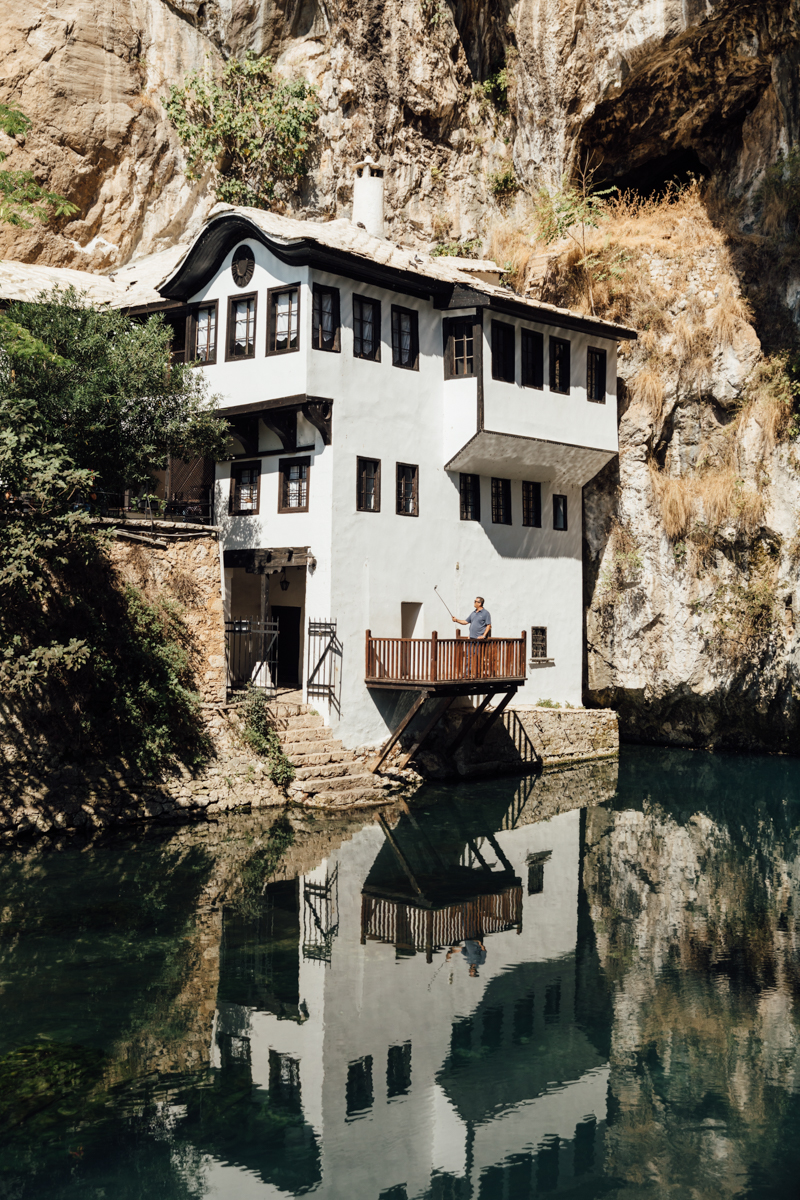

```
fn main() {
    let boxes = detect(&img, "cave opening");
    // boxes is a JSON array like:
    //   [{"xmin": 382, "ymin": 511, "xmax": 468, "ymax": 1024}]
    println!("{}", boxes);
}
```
[{"xmin": 600, "ymin": 148, "xmax": 710, "ymax": 200}]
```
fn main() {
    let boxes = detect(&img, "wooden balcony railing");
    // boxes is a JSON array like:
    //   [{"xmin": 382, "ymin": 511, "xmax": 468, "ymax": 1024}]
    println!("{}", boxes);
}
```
[
  {"xmin": 361, "ymin": 888, "xmax": 523, "ymax": 960},
  {"xmin": 365, "ymin": 630, "xmax": 526, "ymax": 685}
]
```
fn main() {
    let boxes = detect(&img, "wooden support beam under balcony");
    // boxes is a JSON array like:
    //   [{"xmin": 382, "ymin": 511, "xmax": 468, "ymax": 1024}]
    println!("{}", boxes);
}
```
[{"xmin": 364, "ymin": 629, "xmax": 527, "ymax": 692}]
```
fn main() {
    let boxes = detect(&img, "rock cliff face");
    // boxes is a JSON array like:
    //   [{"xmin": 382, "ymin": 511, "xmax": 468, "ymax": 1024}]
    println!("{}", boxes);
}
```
[{"xmin": 2, "ymin": 0, "xmax": 800, "ymax": 747}]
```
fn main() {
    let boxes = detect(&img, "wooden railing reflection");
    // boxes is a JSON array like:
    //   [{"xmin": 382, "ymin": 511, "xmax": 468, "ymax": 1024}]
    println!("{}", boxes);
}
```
[
  {"xmin": 361, "ymin": 887, "xmax": 523, "ymax": 962},
  {"xmin": 365, "ymin": 630, "xmax": 526, "ymax": 684}
]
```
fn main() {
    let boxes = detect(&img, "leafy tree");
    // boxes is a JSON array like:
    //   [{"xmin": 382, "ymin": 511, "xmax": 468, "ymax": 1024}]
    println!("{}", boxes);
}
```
[
  {"xmin": 534, "ymin": 165, "xmax": 618, "ymax": 314},
  {"xmin": 3, "ymin": 288, "xmax": 227, "ymax": 496},
  {"xmin": 165, "ymin": 52, "xmax": 320, "ymax": 209},
  {"xmin": 0, "ymin": 105, "xmax": 78, "ymax": 227}
]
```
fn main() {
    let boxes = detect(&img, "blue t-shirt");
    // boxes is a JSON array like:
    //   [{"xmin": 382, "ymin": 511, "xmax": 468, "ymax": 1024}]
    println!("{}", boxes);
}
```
[
  {"xmin": 462, "ymin": 940, "xmax": 487, "ymax": 966},
  {"xmin": 466, "ymin": 608, "xmax": 491, "ymax": 639}
]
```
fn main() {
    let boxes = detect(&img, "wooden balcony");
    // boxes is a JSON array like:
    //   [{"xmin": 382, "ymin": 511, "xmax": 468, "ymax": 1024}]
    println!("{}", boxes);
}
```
[{"xmin": 365, "ymin": 630, "xmax": 527, "ymax": 691}]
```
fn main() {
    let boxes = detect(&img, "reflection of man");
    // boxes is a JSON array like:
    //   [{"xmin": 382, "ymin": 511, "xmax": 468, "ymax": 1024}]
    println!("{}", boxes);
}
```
[{"xmin": 446, "ymin": 939, "xmax": 487, "ymax": 978}]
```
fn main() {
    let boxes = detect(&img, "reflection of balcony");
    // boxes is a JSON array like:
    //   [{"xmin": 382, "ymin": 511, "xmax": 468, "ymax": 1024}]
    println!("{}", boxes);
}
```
[
  {"xmin": 361, "ymin": 888, "xmax": 523, "ymax": 962},
  {"xmin": 365, "ymin": 632, "xmax": 526, "ymax": 690}
]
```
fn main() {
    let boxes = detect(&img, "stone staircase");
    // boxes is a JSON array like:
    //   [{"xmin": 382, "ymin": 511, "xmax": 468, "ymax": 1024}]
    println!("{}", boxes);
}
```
[{"xmin": 268, "ymin": 699, "xmax": 399, "ymax": 809}]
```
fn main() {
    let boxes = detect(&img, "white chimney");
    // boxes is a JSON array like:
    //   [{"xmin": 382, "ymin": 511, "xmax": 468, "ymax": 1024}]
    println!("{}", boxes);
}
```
[{"xmin": 352, "ymin": 155, "xmax": 385, "ymax": 238}]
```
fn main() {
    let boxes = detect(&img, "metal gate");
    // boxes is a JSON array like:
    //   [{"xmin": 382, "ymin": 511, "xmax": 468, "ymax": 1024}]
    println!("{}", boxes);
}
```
[
  {"xmin": 226, "ymin": 619, "xmax": 279, "ymax": 695},
  {"xmin": 306, "ymin": 619, "xmax": 342, "ymax": 714}
]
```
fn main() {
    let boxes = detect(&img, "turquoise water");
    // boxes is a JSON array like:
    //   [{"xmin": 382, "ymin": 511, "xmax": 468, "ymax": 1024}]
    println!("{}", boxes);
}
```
[{"xmin": 1, "ymin": 747, "xmax": 799, "ymax": 1198}]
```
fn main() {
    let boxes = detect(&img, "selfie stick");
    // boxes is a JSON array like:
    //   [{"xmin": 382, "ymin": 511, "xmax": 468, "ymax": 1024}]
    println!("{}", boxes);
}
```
[{"xmin": 434, "ymin": 586, "xmax": 456, "ymax": 619}]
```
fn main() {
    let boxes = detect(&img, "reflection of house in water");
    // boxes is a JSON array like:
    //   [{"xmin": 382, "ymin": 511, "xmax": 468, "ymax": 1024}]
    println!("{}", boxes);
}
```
[{"xmin": 209, "ymin": 781, "xmax": 612, "ymax": 1198}]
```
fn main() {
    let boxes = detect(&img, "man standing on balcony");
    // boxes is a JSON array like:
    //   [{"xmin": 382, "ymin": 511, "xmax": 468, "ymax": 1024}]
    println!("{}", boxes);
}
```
[{"xmin": 452, "ymin": 597, "xmax": 492, "ymax": 639}]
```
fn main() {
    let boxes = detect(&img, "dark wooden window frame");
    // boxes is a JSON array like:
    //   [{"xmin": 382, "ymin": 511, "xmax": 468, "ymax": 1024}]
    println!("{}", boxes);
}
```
[
  {"xmin": 230, "ymin": 460, "xmax": 261, "ymax": 516},
  {"xmin": 278, "ymin": 456, "xmax": 311, "ymax": 514},
  {"xmin": 491, "ymin": 319, "xmax": 515, "ymax": 383},
  {"xmin": 391, "ymin": 304, "xmax": 419, "ymax": 371},
  {"xmin": 443, "ymin": 315, "xmax": 478, "ymax": 380},
  {"xmin": 312, "ymin": 283, "xmax": 341, "ymax": 353},
  {"xmin": 357, "ymin": 456, "xmax": 381, "ymax": 512},
  {"xmin": 530, "ymin": 626, "xmax": 548, "ymax": 658},
  {"xmin": 396, "ymin": 462, "xmax": 419, "ymax": 517},
  {"xmin": 587, "ymin": 345, "xmax": 607, "ymax": 403},
  {"xmin": 353, "ymin": 294, "xmax": 381, "ymax": 361},
  {"xmin": 266, "ymin": 283, "xmax": 301, "ymax": 356},
  {"xmin": 188, "ymin": 300, "xmax": 219, "ymax": 366},
  {"xmin": 491, "ymin": 477, "xmax": 512, "ymax": 525},
  {"xmin": 521, "ymin": 328, "xmax": 544, "ymax": 390},
  {"xmin": 522, "ymin": 480, "xmax": 542, "ymax": 528},
  {"xmin": 549, "ymin": 336, "xmax": 571, "ymax": 394},
  {"xmin": 225, "ymin": 291, "xmax": 258, "ymax": 362},
  {"xmin": 553, "ymin": 493, "xmax": 568, "ymax": 531},
  {"xmin": 459, "ymin": 472, "xmax": 481, "ymax": 521}
]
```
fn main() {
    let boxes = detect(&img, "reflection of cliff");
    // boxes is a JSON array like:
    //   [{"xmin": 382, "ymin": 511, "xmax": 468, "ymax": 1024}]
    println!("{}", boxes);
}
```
[{"xmin": 584, "ymin": 748, "xmax": 800, "ymax": 1197}]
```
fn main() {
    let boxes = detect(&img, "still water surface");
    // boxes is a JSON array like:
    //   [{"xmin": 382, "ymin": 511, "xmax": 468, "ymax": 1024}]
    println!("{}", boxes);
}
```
[{"xmin": 1, "ymin": 747, "xmax": 799, "ymax": 1199}]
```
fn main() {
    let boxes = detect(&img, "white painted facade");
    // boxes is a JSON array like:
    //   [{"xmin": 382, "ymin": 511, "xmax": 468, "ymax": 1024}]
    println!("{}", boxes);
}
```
[
  {"xmin": 208, "ymin": 800, "xmax": 609, "ymax": 1199},
  {"xmin": 153, "ymin": 206, "xmax": 634, "ymax": 749}
]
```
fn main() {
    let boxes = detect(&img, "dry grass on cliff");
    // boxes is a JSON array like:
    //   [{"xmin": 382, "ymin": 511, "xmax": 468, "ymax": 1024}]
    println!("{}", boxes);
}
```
[{"xmin": 649, "ymin": 463, "xmax": 765, "ymax": 546}]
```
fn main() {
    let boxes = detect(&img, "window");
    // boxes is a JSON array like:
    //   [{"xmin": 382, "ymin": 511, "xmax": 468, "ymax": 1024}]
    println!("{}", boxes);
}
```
[
  {"xmin": 391, "ymin": 306, "xmax": 419, "ymax": 370},
  {"xmin": 459, "ymin": 473, "xmax": 480, "ymax": 521},
  {"xmin": 553, "ymin": 494, "xmax": 568, "ymax": 530},
  {"xmin": 587, "ymin": 346, "xmax": 607, "ymax": 402},
  {"xmin": 353, "ymin": 295, "xmax": 380, "ymax": 360},
  {"xmin": 346, "ymin": 1056, "xmax": 374, "ymax": 1119},
  {"xmin": 278, "ymin": 457, "xmax": 310, "ymax": 513},
  {"xmin": 522, "ymin": 481, "xmax": 542, "ymax": 528},
  {"xmin": 268, "ymin": 1050, "xmax": 302, "ymax": 1113},
  {"xmin": 312, "ymin": 284, "xmax": 340, "ymax": 352},
  {"xmin": 267, "ymin": 285, "xmax": 300, "ymax": 354},
  {"xmin": 549, "ymin": 336, "xmax": 570, "ymax": 393},
  {"xmin": 491, "ymin": 320, "xmax": 515, "ymax": 383},
  {"xmin": 163, "ymin": 308, "xmax": 189, "ymax": 364},
  {"xmin": 443, "ymin": 317, "xmax": 476, "ymax": 378},
  {"xmin": 193, "ymin": 303, "xmax": 217, "ymax": 364},
  {"xmin": 227, "ymin": 293, "xmax": 257, "ymax": 360},
  {"xmin": 396, "ymin": 463, "xmax": 418, "ymax": 516},
  {"xmin": 528, "ymin": 850, "xmax": 552, "ymax": 894},
  {"xmin": 491, "ymin": 477, "xmax": 511, "ymax": 525},
  {"xmin": 230, "ymin": 462, "xmax": 260, "ymax": 515},
  {"xmin": 357, "ymin": 457, "xmax": 381, "ymax": 511},
  {"xmin": 386, "ymin": 1043, "xmax": 412, "ymax": 1098},
  {"xmin": 530, "ymin": 626, "xmax": 548, "ymax": 658},
  {"xmin": 521, "ymin": 329, "xmax": 543, "ymax": 389}
]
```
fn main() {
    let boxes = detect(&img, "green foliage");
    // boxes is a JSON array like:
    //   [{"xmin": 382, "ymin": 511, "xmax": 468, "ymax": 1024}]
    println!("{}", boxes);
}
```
[
  {"xmin": 241, "ymin": 687, "xmax": 296, "ymax": 789},
  {"xmin": 420, "ymin": 0, "xmax": 449, "ymax": 28},
  {"xmin": 237, "ymin": 814, "xmax": 296, "ymax": 913},
  {"xmin": 489, "ymin": 165, "xmax": 519, "ymax": 202},
  {"xmin": 165, "ymin": 52, "xmax": 320, "ymax": 209},
  {"xmin": 757, "ymin": 147, "xmax": 800, "ymax": 237},
  {"xmin": 0, "ymin": 105, "xmax": 78, "ymax": 227},
  {"xmin": 533, "ymin": 168, "xmax": 618, "ymax": 314},
  {"xmin": 477, "ymin": 67, "xmax": 509, "ymax": 114},
  {"xmin": 2, "ymin": 288, "xmax": 227, "ymax": 494},
  {"xmin": 536, "ymin": 698, "xmax": 561, "ymax": 708},
  {"xmin": 430, "ymin": 238, "xmax": 482, "ymax": 258}
]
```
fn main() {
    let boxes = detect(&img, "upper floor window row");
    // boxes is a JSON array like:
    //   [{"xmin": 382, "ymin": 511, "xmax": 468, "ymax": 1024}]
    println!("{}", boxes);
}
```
[{"xmin": 488, "ymin": 320, "xmax": 608, "ymax": 401}]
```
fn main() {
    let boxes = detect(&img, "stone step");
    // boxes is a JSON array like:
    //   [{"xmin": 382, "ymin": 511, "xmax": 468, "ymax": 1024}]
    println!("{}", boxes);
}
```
[
  {"xmin": 278, "ymin": 727, "xmax": 336, "ymax": 746},
  {"xmin": 274, "ymin": 713, "xmax": 324, "ymax": 731},
  {"xmin": 293, "ymin": 761, "xmax": 367, "ymax": 781},
  {"xmin": 303, "ymin": 786, "xmax": 393, "ymax": 807},
  {"xmin": 267, "ymin": 702, "xmax": 310, "ymax": 719},
  {"xmin": 286, "ymin": 748, "xmax": 352, "ymax": 768},
  {"xmin": 291, "ymin": 772, "xmax": 383, "ymax": 796}
]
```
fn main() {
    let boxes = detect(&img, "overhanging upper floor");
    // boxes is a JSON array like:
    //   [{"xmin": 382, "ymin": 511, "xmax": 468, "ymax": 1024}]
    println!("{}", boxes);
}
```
[{"xmin": 444, "ymin": 430, "xmax": 617, "ymax": 488}]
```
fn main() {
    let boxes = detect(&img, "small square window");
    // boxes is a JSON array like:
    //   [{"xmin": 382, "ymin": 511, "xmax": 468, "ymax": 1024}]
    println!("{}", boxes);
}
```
[
  {"xmin": 357, "ymin": 457, "xmax": 381, "ymax": 511},
  {"xmin": 549, "ymin": 337, "xmax": 570, "ymax": 394},
  {"xmin": 267, "ymin": 286, "xmax": 300, "ymax": 354},
  {"xmin": 227, "ymin": 293, "xmax": 257, "ymax": 360},
  {"xmin": 553, "ymin": 494, "xmax": 568, "ymax": 531},
  {"xmin": 530, "ymin": 626, "xmax": 547, "ymax": 658},
  {"xmin": 491, "ymin": 477, "xmax": 512, "ymax": 525},
  {"xmin": 491, "ymin": 320, "xmax": 515, "ymax": 383},
  {"xmin": 312, "ymin": 284, "xmax": 340, "ymax": 352},
  {"xmin": 230, "ymin": 461, "xmax": 260, "ymax": 515},
  {"xmin": 443, "ymin": 317, "xmax": 476, "ymax": 378},
  {"xmin": 193, "ymin": 303, "xmax": 217, "ymax": 364},
  {"xmin": 396, "ymin": 463, "xmax": 418, "ymax": 516},
  {"xmin": 354, "ymin": 295, "xmax": 381, "ymax": 361},
  {"xmin": 460, "ymin": 473, "xmax": 480, "ymax": 521},
  {"xmin": 587, "ymin": 346, "xmax": 607, "ymax": 402},
  {"xmin": 521, "ymin": 329, "xmax": 543, "ymax": 389},
  {"xmin": 522, "ymin": 481, "xmax": 541, "ymax": 528},
  {"xmin": 391, "ymin": 306, "xmax": 419, "ymax": 369},
  {"xmin": 279, "ymin": 457, "xmax": 310, "ymax": 513},
  {"xmin": 527, "ymin": 851, "xmax": 551, "ymax": 894}
]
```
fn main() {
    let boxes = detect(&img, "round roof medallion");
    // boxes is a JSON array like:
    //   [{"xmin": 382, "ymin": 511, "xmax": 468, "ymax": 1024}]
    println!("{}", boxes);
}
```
[{"xmin": 231, "ymin": 244, "xmax": 255, "ymax": 288}]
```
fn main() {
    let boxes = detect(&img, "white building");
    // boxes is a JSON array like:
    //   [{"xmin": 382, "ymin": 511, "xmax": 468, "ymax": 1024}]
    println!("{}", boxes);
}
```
[{"xmin": 143, "ymin": 169, "xmax": 635, "ymax": 751}]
